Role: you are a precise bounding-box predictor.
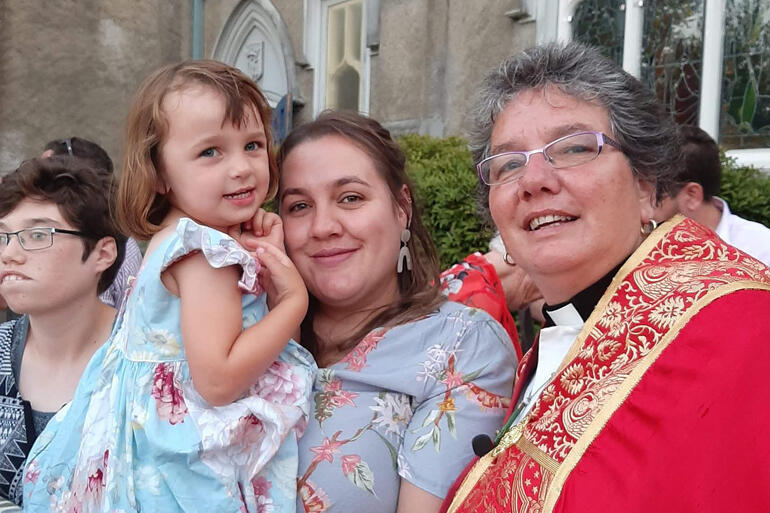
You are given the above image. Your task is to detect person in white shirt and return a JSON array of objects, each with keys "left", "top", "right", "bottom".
[{"left": 654, "top": 125, "right": 770, "bottom": 266}]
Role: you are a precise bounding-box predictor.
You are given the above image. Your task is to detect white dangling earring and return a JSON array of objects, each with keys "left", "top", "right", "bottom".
[
  {"left": 503, "top": 252, "right": 516, "bottom": 266},
  {"left": 397, "top": 228, "right": 412, "bottom": 273}
]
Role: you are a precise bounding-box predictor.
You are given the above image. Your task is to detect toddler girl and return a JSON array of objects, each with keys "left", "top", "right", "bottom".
[{"left": 23, "top": 61, "right": 315, "bottom": 512}]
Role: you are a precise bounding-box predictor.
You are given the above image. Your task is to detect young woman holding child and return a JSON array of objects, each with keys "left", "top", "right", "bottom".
[
  {"left": 23, "top": 61, "right": 315, "bottom": 512},
  {"left": 275, "top": 112, "right": 517, "bottom": 513}
]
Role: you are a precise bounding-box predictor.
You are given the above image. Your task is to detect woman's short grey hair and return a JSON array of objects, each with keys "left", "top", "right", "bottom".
[{"left": 469, "top": 42, "right": 682, "bottom": 216}]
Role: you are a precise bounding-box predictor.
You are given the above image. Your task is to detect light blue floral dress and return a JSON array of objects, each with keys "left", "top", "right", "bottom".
[{"left": 23, "top": 219, "right": 315, "bottom": 513}]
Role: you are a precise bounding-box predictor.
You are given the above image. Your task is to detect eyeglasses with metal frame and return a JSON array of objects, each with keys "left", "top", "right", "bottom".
[
  {"left": 476, "top": 131, "right": 622, "bottom": 186},
  {"left": 0, "top": 227, "right": 90, "bottom": 251}
]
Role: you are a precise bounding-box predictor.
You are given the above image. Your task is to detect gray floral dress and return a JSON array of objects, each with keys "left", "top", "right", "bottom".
[{"left": 297, "top": 301, "right": 517, "bottom": 512}]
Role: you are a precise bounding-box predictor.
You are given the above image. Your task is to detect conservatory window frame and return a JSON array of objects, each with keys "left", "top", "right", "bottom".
[{"left": 537, "top": 0, "right": 770, "bottom": 168}]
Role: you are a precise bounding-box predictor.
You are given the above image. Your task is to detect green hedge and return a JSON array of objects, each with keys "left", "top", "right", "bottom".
[
  {"left": 719, "top": 153, "right": 770, "bottom": 227},
  {"left": 400, "top": 134, "right": 493, "bottom": 269},
  {"left": 400, "top": 135, "right": 770, "bottom": 269}
]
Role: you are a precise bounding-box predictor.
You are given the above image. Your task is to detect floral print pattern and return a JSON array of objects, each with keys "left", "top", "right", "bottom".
[
  {"left": 297, "top": 302, "right": 517, "bottom": 513},
  {"left": 151, "top": 363, "right": 188, "bottom": 425},
  {"left": 440, "top": 253, "right": 522, "bottom": 358},
  {"left": 24, "top": 219, "right": 315, "bottom": 513}
]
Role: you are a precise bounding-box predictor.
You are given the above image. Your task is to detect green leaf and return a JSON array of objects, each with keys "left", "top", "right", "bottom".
[
  {"left": 346, "top": 461, "right": 376, "bottom": 496},
  {"left": 317, "top": 369, "right": 336, "bottom": 386},
  {"left": 446, "top": 411, "right": 457, "bottom": 437},
  {"left": 461, "top": 367, "right": 485, "bottom": 384},
  {"left": 412, "top": 431, "right": 433, "bottom": 452},
  {"left": 432, "top": 426, "right": 441, "bottom": 452},
  {"left": 421, "top": 409, "right": 440, "bottom": 428},
  {"left": 314, "top": 393, "right": 333, "bottom": 424},
  {"left": 740, "top": 79, "right": 757, "bottom": 124}
]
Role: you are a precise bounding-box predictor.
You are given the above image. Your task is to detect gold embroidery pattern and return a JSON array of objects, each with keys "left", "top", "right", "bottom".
[
  {"left": 523, "top": 218, "right": 770, "bottom": 462},
  {"left": 454, "top": 445, "right": 551, "bottom": 513}
]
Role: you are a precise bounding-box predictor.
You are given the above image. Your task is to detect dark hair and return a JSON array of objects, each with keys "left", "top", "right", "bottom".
[
  {"left": 117, "top": 59, "right": 277, "bottom": 240},
  {"left": 470, "top": 42, "right": 682, "bottom": 218},
  {"left": 672, "top": 125, "right": 721, "bottom": 199},
  {"left": 0, "top": 157, "right": 126, "bottom": 294},
  {"left": 44, "top": 136, "right": 114, "bottom": 173},
  {"left": 277, "top": 111, "right": 445, "bottom": 360}
]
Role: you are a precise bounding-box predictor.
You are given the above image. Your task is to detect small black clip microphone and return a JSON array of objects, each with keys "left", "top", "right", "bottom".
[{"left": 472, "top": 434, "right": 494, "bottom": 457}]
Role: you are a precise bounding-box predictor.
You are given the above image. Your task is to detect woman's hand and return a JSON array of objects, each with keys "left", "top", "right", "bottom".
[{"left": 228, "top": 208, "right": 286, "bottom": 252}]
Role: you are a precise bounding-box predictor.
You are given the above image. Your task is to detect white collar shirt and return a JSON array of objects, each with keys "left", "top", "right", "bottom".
[{"left": 714, "top": 197, "right": 770, "bottom": 267}]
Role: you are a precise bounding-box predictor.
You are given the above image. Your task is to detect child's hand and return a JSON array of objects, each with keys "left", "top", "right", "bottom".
[
  {"left": 254, "top": 241, "right": 308, "bottom": 314},
  {"left": 228, "top": 209, "right": 285, "bottom": 252}
]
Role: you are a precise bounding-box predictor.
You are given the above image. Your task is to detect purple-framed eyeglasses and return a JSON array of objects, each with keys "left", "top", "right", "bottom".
[{"left": 477, "top": 131, "right": 622, "bottom": 186}]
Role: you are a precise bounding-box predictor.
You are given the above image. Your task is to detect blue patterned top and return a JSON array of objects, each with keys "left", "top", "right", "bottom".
[{"left": 297, "top": 301, "right": 517, "bottom": 513}]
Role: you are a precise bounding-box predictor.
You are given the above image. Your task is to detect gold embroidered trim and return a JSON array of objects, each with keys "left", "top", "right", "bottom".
[
  {"left": 517, "top": 436, "right": 559, "bottom": 475},
  {"left": 553, "top": 215, "right": 678, "bottom": 376},
  {"left": 542, "top": 280, "right": 770, "bottom": 512},
  {"left": 446, "top": 454, "right": 495, "bottom": 513},
  {"left": 515, "top": 216, "right": 679, "bottom": 464}
]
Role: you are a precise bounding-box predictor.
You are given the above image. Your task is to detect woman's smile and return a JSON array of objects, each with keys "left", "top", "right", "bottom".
[
  {"left": 311, "top": 247, "right": 359, "bottom": 266},
  {"left": 524, "top": 210, "right": 578, "bottom": 231}
]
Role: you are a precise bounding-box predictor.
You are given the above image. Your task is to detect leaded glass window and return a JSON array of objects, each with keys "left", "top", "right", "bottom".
[
  {"left": 720, "top": 0, "right": 770, "bottom": 149},
  {"left": 572, "top": 0, "right": 626, "bottom": 64},
  {"left": 640, "top": 0, "right": 705, "bottom": 126}
]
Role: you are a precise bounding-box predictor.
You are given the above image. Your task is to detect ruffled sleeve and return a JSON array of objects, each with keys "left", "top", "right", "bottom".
[{"left": 162, "top": 218, "right": 262, "bottom": 295}]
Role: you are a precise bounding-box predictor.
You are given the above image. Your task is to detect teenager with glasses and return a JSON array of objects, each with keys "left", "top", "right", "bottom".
[
  {"left": 40, "top": 136, "right": 143, "bottom": 309},
  {"left": 0, "top": 157, "right": 125, "bottom": 506}
]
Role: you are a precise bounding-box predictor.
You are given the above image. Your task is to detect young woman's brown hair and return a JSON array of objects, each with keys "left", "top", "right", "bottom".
[
  {"left": 277, "top": 110, "right": 445, "bottom": 359},
  {"left": 117, "top": 59, "right": 278, "bottom": 240}
]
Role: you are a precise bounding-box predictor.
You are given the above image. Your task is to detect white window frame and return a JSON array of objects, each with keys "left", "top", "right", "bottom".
[
  {"left": 528, "top": 0, "right": 769, "bottom": 169},
  {"left": 303, "top": 0, "right": 371, "bottom": 116}
]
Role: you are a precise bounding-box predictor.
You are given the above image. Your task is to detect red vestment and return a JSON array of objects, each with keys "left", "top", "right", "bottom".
[{"left": 442, "top": 216, "right": 770, "bottom": 513}]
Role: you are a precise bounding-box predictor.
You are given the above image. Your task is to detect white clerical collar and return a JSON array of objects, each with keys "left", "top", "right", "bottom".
[
  {"left": 545, "top": 303, "right": 584, "bottom": 327},
  {"left": 541, "top": 259, "right": 627, "bottom": 328}
]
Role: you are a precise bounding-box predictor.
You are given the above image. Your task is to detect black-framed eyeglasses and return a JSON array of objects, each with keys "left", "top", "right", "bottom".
[
  {"left": 0, "top": 227, "right": 90, "bottom": 251},
  {"left": 477, "top": 131, "right": 623, "bottom": 186}
]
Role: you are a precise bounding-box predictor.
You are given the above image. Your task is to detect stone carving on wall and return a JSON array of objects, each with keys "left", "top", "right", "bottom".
[{"left": 245, "top": 40, "right": 265, "bottom": 82}]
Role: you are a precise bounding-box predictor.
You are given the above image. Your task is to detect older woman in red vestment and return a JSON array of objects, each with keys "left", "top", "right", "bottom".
[{"left": 442, "top": 42, "right": 770, "bottom": 513}]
